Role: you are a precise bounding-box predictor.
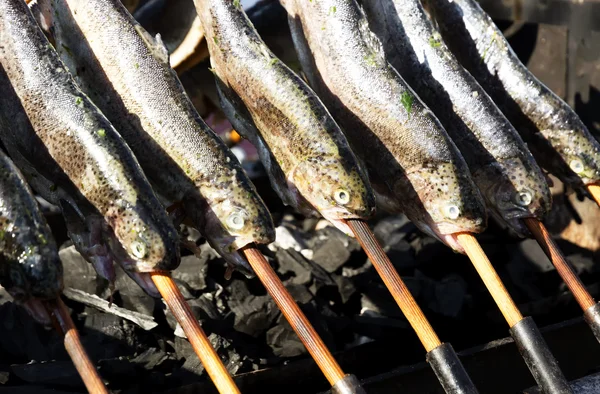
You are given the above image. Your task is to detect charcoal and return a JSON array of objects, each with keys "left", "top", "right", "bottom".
[
  {"left": 129, "top": 347, "right": 177, "bottom": 371},
  {"left": 276, "top": 248, "right": 311, "bottom": 285},
  {"left": 82, "top": 312, "right": 146, "bottom": 360},
  {"left": 114, "top": 265, "right": 155, "bottom": 316},
  {"left": 430, "top": 274, "right": 468, "bottom": 318},
  {"left": 0, "top": 303, "right": 49, "bottom": 361},
  {"left": 227, "top": 280, "right": 280, "bottom": 337},
  {"left": 175, "top": 333, "right": 249, "bottom": 376},
  {"left": 171, "top": 246, "right": 217, "bottom": 292},
  {"left": 164, "top": 294, "right": 223, "bottom": 334},
  {"left": 0, "top": 386, "right": 77, "bottom": 394},
  {"left": 516, "top": 238, "right": 555, "bottom": 273},
  {"left": 284, "top": 283, "right": 314, "bottom": 305},
  {"left": 309, "top": 227, "right": 360, "bottom": 273},
  {"left": 372, "top": 214, "right": 412, "bottom": 246},
  {"left": 63, "top": 288, "right": 158, "bottom": 331},
  {"left": 334, "top": 275, "right": 357, "bottom": 304},
  {"left": 272, "top": 224, "right": 310, "bottom": 253},
  {"left": 58, "top": 245, "right": 100, "bottom": 294},
  {"left": 266, "top": 320, "right": 306, "bottom": 358},
  {"left": 0, "top": 371, "right": 8, "bottom": 384},
  {"left": 11, "top": 361, "right": 84, "bottom": 388},
  {"left": 0, "top": 288, "right": 11, "bottom": 305}
]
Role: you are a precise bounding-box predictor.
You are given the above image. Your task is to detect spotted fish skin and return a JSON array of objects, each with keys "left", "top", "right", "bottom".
[
  {"left": 36, "top": 0, "right": 274, "bottom": 273},
  {"left": 193, "top": 0, "right": 376, "bottom": 237},
  {"left": 0, "top": 0, "right": 180, "bottom": 275},
  {"left": 425, "top": 0, "right": 600, "bottom": 192},
  {"left": 361, "top": 0, "right": 551, "bottom": 236},
  {"left": 0, "top": 148, "right": 63, "bottom": 310},
  {"left": 280, "top": 0, "right": 487, "bottom": 251}
]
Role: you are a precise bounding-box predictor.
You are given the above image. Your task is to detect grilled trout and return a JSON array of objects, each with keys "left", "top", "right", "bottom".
[
  {"left": 34, "top": 0, "right": 274, "bottom": 275},
  {"left": 360, "top": 0, "right": 551, "bottom": 236},
  {"left": 193, "top": 0, "right": 376, "bottom": 236},
  {"left": 425, "top": 0, "right": 600, "bottom": 194},
  {"left": 0, "top": 148, "right": 63, "bottom": 324},
  {"left": 0, "top": 0, "right": 180, "bottom": 295},
  {"left": 280, "top": 0, "right": 487, "bottom": 251}
]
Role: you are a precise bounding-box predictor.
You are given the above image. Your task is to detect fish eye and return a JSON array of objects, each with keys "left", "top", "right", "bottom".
[
  {"left": 131, "top": 240, "right": 147, "bottom": 259},
  {"left": 226, "top": 212, "right": 245, "bottom": 230},
  {"left": 444, "top": 204, "right": 460, "bottom": 220},
  {"left": 334, "top": 189, "right": 350, "bottom": 205},
  {"left": 515, "top": 190, "right": 532, "bottom": 206},
  {"left": 570, "top": 159, "right": 584, "bottom": 174}
]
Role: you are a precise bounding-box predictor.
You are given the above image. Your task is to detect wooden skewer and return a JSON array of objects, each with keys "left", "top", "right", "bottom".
[
  {"left": 150, "top": 272, "right": 241, "bottom": 394},
  {"left": 242, "top": 246, "right": 345, "bottom": 386},
  {"left": 587, "top": 184, "right": 600, "bottom": 208},
  {"left": 524, "top": 218, "right": 595, "bottom": 310},
  {"left": 45, "top": 297, "right": 109, "bottom": 394},
  {"left": 455, "top": 233, "right": 523, "bottom": 327},
  {"left": 346, "top": 219, "right": 442, "bottom": 352}
]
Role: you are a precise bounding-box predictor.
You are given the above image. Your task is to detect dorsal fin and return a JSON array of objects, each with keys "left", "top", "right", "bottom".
[{"left": 134, "top": 24, "right": 170, "bottom": 64}]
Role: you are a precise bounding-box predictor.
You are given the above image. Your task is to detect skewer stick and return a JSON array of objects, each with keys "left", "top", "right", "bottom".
[
  {"left": 587, "top": 184, "right": 600, "bottom": 208},
  {"left": 524, "top": 218, "right": 595, "bottom": 311},
  {"left": 455, "top": 233, "right": 523, "bottom": 327},
  {"left": 45, "top": 297, "right": 109, "bottom": 394},
  {"left": 346, "top": 219, "right": 441, "bottom": 351},
  {"left": 243, "top": 246, "right": 345, "bottom": 386},
  {"left": 150, "top": 272, "right": 240, "bottom": 394}
]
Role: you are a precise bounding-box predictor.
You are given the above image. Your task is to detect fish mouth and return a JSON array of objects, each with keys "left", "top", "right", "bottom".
[
  {"left": 415, "top": 221, "right": 470, "bottom": 253},
  {"left": 319, "top": 206, "right": 366, "bottom": 237},
  {"left": 123, "top": 270, "right": 161, "bottom": 298},
  {"left": 22, "top": 298, "right": 52, "bottom": 326}
]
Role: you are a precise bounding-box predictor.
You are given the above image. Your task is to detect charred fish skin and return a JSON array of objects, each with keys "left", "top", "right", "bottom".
[
  {"left": 0, "top": 0, "right": 180, "bottom": 274},
  {"left": 36, "top": 0, "right": 274, "bottom": 270},
  {"left": 360, "top": 0, "right": 551, "bottom": 235},
  {"left": 280, "top": 0, "right": 487, "bottom": 249},
  {"left": 425, "top": 0, "right": 600, "bottom": 192},
  {"left": 193, "top": 0, "right": 376, "bottom": 236},
  {"left": 0, "top": 148, "right": 63, "bottom": 305}
]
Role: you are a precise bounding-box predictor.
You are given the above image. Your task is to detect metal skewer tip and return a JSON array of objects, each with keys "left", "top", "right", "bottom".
[
  {"left": 242, "top": 246, "right": 361, "bottom": 390},
  {"left": 150, "top": 272, "right": 241, "bottom": 394},
  {"left": 44, "top": 297, "right": 109, "bottom": 394}
]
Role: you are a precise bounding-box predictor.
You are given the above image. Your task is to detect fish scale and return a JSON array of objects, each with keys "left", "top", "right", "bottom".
[
  {"left": 360, "top": 0, "right": 552, "bottom": 236},
  {"left": 35, "top": 0, "right": 274, "bottom": 274},
  {"left": 425, "top": 0, "right": 600, "bottom": 193},
  {"left": 0, "top": 148, "right": 62, "bottom": 308},
  {"left": 280, "top": 0, "right": 487, "bottom": 251},
  {"left": 0, "top": 0, "right": 179, "bottom": 280},
  {"left": 193, "top": 0, "right": 376, "bottom": 237}
]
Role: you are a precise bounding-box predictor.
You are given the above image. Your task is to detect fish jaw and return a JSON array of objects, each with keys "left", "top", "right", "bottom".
[
  {"left": 474, "top": 158, "right": 552, "bottom": 235},
  {"left": 122, "top": 270, "right": 161, "bottom": 298},
  {"left": 22, "top": 298, "right": 52, "bottom": 326}
]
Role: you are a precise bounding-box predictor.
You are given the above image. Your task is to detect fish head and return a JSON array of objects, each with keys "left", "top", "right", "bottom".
[
  {"left": 290, "top": 158, "right": 376, "bottom": 236},
  {"left": 477, "top": 158, "right": 552, "bottom": 235},
  {"left": 108, "top": 200, "right": 180, "bottom": 273},
  {"left": 403, "top": 162, "right": 487, "bottom": 250},
  {"left": 189, "top": 176, "right": 275, "bottom": 258},
  {"left": 0, "top": 228, "right": 63, "bottom": 302}
]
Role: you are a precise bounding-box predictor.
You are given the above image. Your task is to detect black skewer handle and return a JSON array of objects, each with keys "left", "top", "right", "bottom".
[
  {"left": 583, "top": 302, "right": 600, "bottom": 344},
  {"left": 331, "top": 374, "right": 367, "bottom": 394},
  {"left": 510, "top": 317, "right": 573, "bottom": 394},
  {"left": 426, "top": 343, "right": 480, "bottom": 394}
]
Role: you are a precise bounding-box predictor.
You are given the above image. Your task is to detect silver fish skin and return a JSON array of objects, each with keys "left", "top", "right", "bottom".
[
  {"left": 35, "top": 0, "right": 274, "bottom": 275},
  {"left": 425, "top": 0, "right": 600, "bottom": 192},
  {"left": 193, "top": 0, "right": 376, "bottom": 237},
  {"left": 0, "top": 0, "right": 180, "bottom": 277},
  {"left": 360, "top": 0, "right": 552, "bottom": 236},
  {"left": 0, "top": 148, "right": 63, "bottom": 324},
  {"left": 280, "top": 0, "right": 487, "bottom": 251}
]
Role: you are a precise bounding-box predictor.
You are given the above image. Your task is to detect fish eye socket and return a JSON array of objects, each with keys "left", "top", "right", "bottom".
[
  {"left": 515, "top": 190, "right": 532, "bottom": 206},
  {"left": 131, "top": 240, "right": 147, "bottom": 259},
  {"left": 227, "top": 213, "right": 245, "bottom": 230},
  {"left": 444, "top": 204, "right": 460, "bottom": 220},
  {"left": 570, "top": 159, "right": 585, "bottom": 174},
  {"left": 334, "top": 189, "right": 350, "bottom": 205}
]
